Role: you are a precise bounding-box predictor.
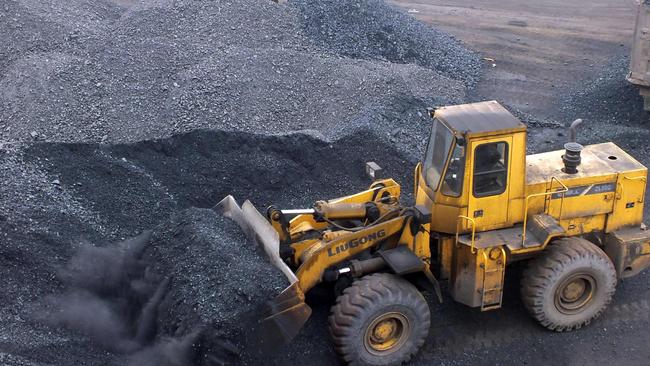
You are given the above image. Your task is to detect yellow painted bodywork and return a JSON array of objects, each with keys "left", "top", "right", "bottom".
[
  {"left": 525, "top": 142, "right": 647, "bottom": 235},
  {"left": 417, "top": 137, "right": 647, "bottom": 240},
  {"left": 419, "top": 136, "right": 648, "bottom": 307},
  {"left": 295, "top": 215, "right": 405, "bottom": 293},
  {"left": 287, "top": 179, "right": 401, "bottom": 262},
  {"left": 279, "top": 179, "right": 434, "bottom": 295},
  {"left": 262, "top": 101, "right": 650, "bottom": 316},
  {"left": 415, "top": 130, "right": 530, "bottom": 234},
  {"left": 414, "top": 102, "right": 650, "bottom": 309}
]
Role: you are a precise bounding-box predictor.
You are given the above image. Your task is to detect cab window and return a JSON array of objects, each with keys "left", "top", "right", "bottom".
[
  {"left": 473, "top": 142, "right": 508, "bottom": 197},
  {"left": 441, "top": 143, "right": 465, "bottom": 197},
  {"left": 423, "top": 119, "right": 454, "bottom": 190}
]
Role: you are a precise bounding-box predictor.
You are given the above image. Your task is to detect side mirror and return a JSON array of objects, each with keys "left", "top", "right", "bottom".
[
  {"left": 456, "top": 136, "right": 466, "bottom": 147},
  {"left": 365, "top": 162, "right": 382, "bottom": 180}
]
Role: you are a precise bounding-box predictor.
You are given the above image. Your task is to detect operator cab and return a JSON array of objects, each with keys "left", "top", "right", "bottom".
[{"left": 417, "top": 101, "right": 527, "bottom": 234}]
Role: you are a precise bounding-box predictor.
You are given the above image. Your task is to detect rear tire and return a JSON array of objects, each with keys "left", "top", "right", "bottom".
[
  {"left": 521, "top": 237, "right": 617, "bottom": 331},
  {"left": 328, "top": 273, "right": 430, "bottom": 366}
]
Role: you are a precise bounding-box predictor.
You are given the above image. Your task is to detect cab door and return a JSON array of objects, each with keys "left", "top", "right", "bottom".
[{"left": 467, "top": 137, "right": 512, "bottom": 231}]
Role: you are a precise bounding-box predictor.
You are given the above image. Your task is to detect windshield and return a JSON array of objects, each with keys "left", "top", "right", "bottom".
[{"left": 423, "top": 119, "right": 454, "bottom": 190}]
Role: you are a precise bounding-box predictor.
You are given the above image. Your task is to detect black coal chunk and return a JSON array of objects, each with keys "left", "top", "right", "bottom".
[{"left": 142, "top": 207, "right": 288, "bottom": 365}]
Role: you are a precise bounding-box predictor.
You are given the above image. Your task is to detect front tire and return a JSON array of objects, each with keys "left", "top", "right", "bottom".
[
  {"left": 328, "top": 273, "right": 430, "bottom": 366},
  {"left": 521, "top": 237, "right": 617, "bottom": 331}
]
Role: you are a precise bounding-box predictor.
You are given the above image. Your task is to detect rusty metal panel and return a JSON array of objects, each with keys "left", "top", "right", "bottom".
[
  {"left": 524, "top": 143, "right": 643, "bottom": 221},
  {"left": 480, "top": 247, "right": 506, "bottom": 311},
  {"left": 520, "top": 142, "right": 646, "bottom": 237},
  {"left": 450, "top": 244, "right": 482, "bottom": 307},
  {"left": 526, "top": 142, "right": 644, "bottom": 186},
  {"left": 450, "top": 245, "right": 506, "bottom": 309},
  {"left": 558, "top": 214, "right": 608, "bottom": 237},
  {"left": 605, "top": 227, "right": 650, "bottom": 278},
  {"left": 629, "top": 1, "right": 650, "bottom": 87},
  {"left": 437, "top": 236, "right": 455, "bottom": 280}
]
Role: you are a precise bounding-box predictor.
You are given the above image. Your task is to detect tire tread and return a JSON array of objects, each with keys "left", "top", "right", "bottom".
[
  {"left": 328, "top": 273, "right": 430, "bottom": 366},
  {"left": 521, "top": 237, "right": 617, "bottom": 332}
]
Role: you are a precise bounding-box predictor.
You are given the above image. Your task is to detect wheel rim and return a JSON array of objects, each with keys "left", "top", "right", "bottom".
[
  {"left": 554, "top": 272, "right": 596, "bottom": 315},
  {"left": 363, "top": 312, "right": 410, "bottom": 355}
]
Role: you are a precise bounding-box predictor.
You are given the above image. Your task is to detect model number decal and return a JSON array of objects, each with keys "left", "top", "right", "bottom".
[
  {"left": 551, "top": 183, "right": 615, "bottom": 199},
  {"left": 586, "top": 182, "right": 616, "bottom": 195}
]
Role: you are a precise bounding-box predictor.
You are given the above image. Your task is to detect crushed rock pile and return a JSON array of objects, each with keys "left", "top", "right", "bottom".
[
  {"left": 292, "top": 0, "right": 480, "bottom": 85},
  {"left": 144, "top": 208, "right": 288, "bottom": 365},
  {"left": 0, "top": 0, "right": 483, "bottom": 364},
  {"left": 0, "top": 121, "right": 415, "bottom": 366},
  {"left": 0, "top": 0, "right": 479, "bottom": 148},
  {"left": 553, "top": 55, "right": 650, "bottom": 158},
  {"left": 0, "top": 128, "right": 416, "bottom": 365},
  {"left": 43, "top": 208, "right": 290, "bottom": 366},
  {"left": 558, "top": 55, "right": 646, "bottom": 127}
]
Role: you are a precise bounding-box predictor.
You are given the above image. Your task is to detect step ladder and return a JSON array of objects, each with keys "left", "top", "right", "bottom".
[{"left": 480, "top": 247, "right": 506, "bottom": 311}]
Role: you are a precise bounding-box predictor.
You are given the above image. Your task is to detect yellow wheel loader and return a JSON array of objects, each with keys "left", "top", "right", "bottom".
[{"left": 218, "top": 101, "right": 650, "bottom": 365}]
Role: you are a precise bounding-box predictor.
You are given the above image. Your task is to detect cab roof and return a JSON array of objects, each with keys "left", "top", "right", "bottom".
[{"left": 434, "top": 100, "right": 526, "bottom": 137}]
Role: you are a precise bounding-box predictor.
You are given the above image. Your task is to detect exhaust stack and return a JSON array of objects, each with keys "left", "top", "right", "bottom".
[{"left": 562, "top": 119, "right": 583, "bottom": 174}]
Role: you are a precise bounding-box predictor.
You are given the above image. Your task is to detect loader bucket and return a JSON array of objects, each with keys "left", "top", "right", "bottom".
[{"left": 215, "top": 196, "right": 312, "bottom": 347}]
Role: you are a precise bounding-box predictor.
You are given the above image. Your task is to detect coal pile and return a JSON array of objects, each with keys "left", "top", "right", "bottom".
[
  {"left": 552, "top": 55, "right": 650, "bottom": 161},
  {"left": 558, "top": 55, "right": 647, "bottom": 127},
  {"left": 0, "top": 129, "right": 415, "bottom": 365},
  {"left": 143, "top": 208, "right": 288, "bottom": 365},
  {"left": 0, "top": 0, "right": 482, "bottom": 364},
  {"left": 42, "top": 232, "right": 157, "bottom": 355},
  {"left": 42, "top": 208, "right": 290, "bottom": 366},
  {"left": 0, "top": 0, "right": 477, "bottom": 148},
  {"left": 291, "top": 0, "right": 480, "bottom": 85}
]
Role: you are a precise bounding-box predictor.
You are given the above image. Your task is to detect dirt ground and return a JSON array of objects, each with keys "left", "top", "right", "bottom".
[{"left": 391, "top": 0, "right": 637, "bottom": 116}]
